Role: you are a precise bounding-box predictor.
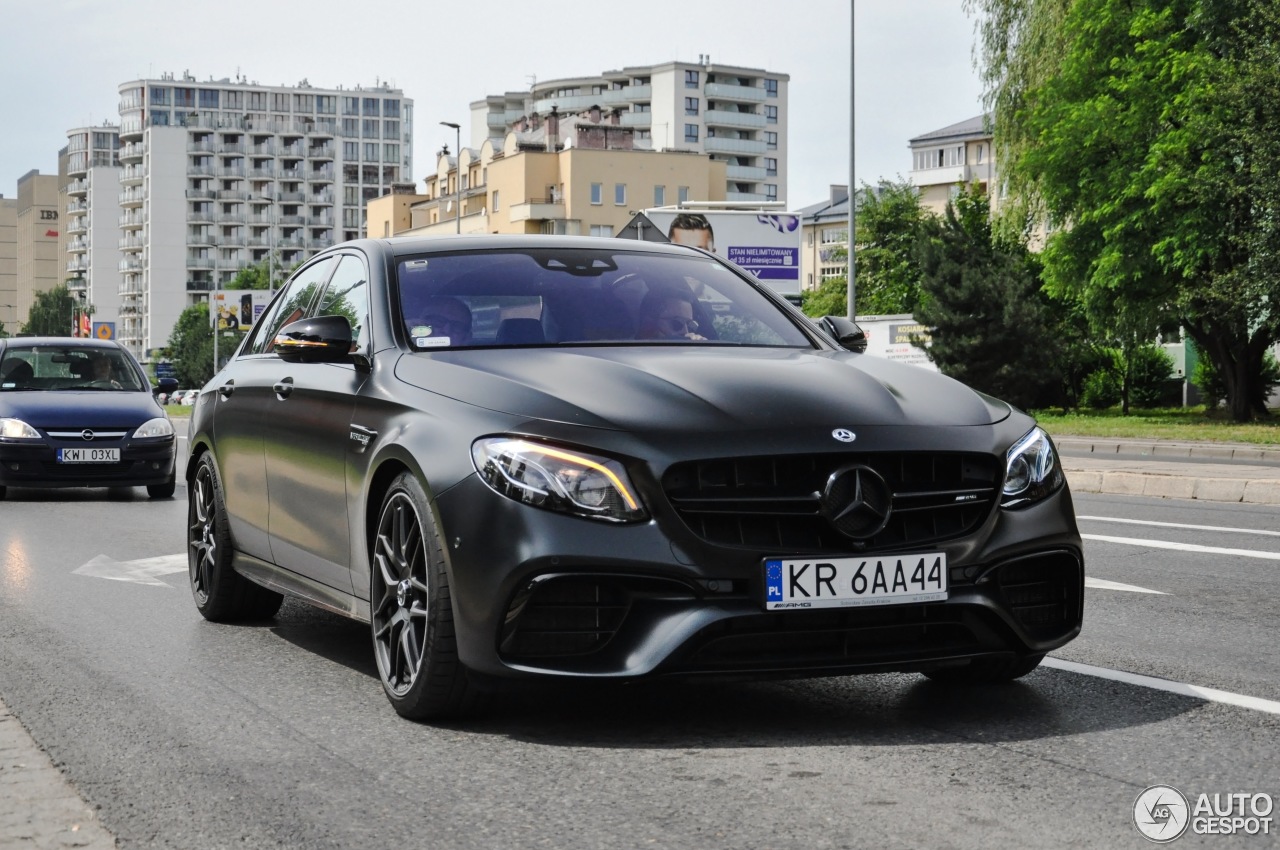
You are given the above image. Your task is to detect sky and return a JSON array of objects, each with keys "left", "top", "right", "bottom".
[{"left": 0, "top": 0, "right": 984, "bottom": 209}]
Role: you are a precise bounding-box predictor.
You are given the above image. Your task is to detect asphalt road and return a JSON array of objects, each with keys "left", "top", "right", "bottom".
[{"left": 2, "top": 459, "right": 1279, "bottom": 849}]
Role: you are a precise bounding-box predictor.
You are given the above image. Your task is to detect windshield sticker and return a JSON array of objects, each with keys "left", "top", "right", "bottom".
[{"left": 414, "top": 336, "right": 452, "bottom": 348}]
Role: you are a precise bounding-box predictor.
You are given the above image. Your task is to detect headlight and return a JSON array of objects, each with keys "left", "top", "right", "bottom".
[
  {"left": 1002, "top": 427, "right": 1064, "bottom": 508},
  {"left": 472, "top": 437, "right": 648, "bottom": 522},
  {"left": 133, "top": 417, "right": 175, "bottom": 439},
  {"left": 0, "top": 418, "right": 41, "bottom": 440}
]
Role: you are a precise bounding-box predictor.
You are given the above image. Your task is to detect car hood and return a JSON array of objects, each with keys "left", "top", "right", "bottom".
[
  {"left": 394, "top": 347, "right": 1010, "bottom": 434},
  {"left": 0, "top": 390, "right": 165, "bottom": 429}
]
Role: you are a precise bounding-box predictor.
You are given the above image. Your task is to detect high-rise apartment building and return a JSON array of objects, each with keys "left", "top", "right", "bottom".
[
  {"left": 64, "top": 124, "right": 124, "bottom": 334},
  {"left": 471, "top": 58, "right": 788, "bottom": 205},
  {"left": 112, "top": 72, "right": 412, "bottom": 358}
]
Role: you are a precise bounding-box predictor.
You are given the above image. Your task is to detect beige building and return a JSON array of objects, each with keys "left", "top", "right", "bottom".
[
  {"left": 0, "top": 195, "right": 15, "bottom": 335},
  {"left": 368, "top": 109, "right": 726, "bottom": 239},
  {"left": 13, "top": 171, "right": 63, "bottom": 328},
  {"left": 798, "top": 185, "right": 850, "bottom": 292},
  {"left": 908, "top": 114, "right": 996, "bottom": 215}
]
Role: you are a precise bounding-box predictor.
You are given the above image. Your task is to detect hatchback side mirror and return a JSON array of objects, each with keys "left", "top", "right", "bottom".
[
  {"left": 275, "top": 315, "right": 354, "bottom": 363},
  {"left": 819, "top": 315, "right": 868, "bottom": 353},
  {"left": 154, "top": 376, "right": 179, "bottom": 395}
]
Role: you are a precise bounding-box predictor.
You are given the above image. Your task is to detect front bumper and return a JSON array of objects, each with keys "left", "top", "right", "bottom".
[
  {"left": 434, "top": 475, "right": 1084, "bottom": 681},
  {"left": 0, "top": 437, "right": 175, "bottom": 490}
]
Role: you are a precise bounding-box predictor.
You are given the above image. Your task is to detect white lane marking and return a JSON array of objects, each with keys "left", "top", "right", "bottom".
[
  {"left": 1043, "top": 657, "right": 1280, "bottom": 716},
  {"left": 73, "top": 553, "right": 187, "bottom": 587},
  {"left": 1078, "top": 515, "right": 1280, "bottom": 538},
  {"left": 1082, "top": 534, "right": 1280, "bottom": 561},
  {"left": 1085, "top": 577, "right": 1166, "bottom": 594}
]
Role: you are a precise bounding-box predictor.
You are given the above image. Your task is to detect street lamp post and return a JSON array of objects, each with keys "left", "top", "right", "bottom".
[{"left": 440, "top": 121, "right": 461, "bottom": 234}]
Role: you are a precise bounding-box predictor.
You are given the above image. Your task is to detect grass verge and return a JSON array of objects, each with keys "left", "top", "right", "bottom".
[{"left": 1032, "top": 407, "right": 1280, "bottom": 446}]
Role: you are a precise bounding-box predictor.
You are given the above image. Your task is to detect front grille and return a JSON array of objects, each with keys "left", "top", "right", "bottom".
[
  {"left": 663, "top": 452, "right": 1000, "bottom": 553},
  {"left": 682, "top": 604, "right": 982, "bottom": 671},
  {"left": 500, "top": 577, "right": 632, "bottom": 659},
  {"left": 992, "top": 552, "right": 1082, "bottom": 639}
]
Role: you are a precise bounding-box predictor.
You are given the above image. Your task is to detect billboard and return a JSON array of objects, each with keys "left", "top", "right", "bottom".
[
  {"left": 211, "top": 290, "right": 273, "bottom": 333},
  {"left": 640, "top": 209, "right": 802, "bottom": 295},
  {"left": 855, "top": 314, "right": 938, "bottom": 372}
]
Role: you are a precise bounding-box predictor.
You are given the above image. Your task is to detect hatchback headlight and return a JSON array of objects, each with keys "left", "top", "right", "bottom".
[
  {"left": 1002, "top": 427, "right": 1064, "bottom": 508},
  {"left": 134, "top": 417, "right": 175, "bottom": 439},
  {"left": 0, "top": 418, "right": 41, "bottom": 440},
  {"left": 472, "top": 437, "right": 648, "bottom": 522}
]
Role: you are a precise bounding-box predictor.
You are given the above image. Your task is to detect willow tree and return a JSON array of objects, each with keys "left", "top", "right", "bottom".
[{"left": 969, "top": 0, "right": 1280, "bottom": 420}]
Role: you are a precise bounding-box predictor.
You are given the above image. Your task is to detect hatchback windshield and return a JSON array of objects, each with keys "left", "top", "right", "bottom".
[
  {"left": 396, "top": 248, "right": 815, "bottom": 349},
  {"left": 0, "top": 346, "right": 145, "bottom": 392}
]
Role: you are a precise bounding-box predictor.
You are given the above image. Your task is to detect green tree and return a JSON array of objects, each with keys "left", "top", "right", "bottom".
[
  {"left": 914, "top": 187, "right": 1064, "bottom": 412},
  {"left": 852, "top": 180, "right": 930, "bottom": 315},
  {"left": 971, "top": 0, "right": 1280, "bottom": 421},
  {"left": 226, "top": 259, "right": 273, "bottom": 291},
  {"left": 166, "top": 304, "right": 214, "bottom": 388},
  {"left": 21, "top": 285, "right": 93, "bottom": 337}
]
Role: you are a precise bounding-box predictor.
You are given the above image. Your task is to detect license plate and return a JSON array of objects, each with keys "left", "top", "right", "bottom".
[
  {"left": 57, "top": 447, "right": 120, "bottom": 464},
  {"left": 764, "top": 553, "right": 947, "bottom": 610}
]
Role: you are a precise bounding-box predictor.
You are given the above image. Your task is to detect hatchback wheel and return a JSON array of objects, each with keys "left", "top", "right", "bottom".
[
  {"left": 148, "top": 471, "right": 176, "bottom": 499},
  {"left": 188, "top": 453, "right": 282, "bottom": 621},
  {"left": 371, "top": 472, "right": 478, "bottom": 720}
]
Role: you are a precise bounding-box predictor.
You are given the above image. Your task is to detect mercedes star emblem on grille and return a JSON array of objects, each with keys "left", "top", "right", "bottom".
[
  {"left": 831, "top": 428, "right": 856, "bottom": 443},
  {"left": 819, "top": 465, "right": 893, "bottom": 539}
]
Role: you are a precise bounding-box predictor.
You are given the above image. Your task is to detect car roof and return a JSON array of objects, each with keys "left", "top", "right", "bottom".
[
  {"left": 0, "top": 337, "right": 123, "bottom": 352},
  {"left": 332, "top": 234, "right": 710, "bottom": 262}
]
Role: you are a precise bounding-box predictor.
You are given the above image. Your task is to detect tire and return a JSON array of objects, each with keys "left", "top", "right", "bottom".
[
  {"left": 148, "top": 471, "right": 176, "bottom": 499},
  {"left": 188, "top": 453, "right": 283, "bottom": 622},
  {"left": 922, "top": 653, "right": 1045, "bottom": 685},
  {"left": 370, "top": 471, "right": 478, "bottom": 721}
]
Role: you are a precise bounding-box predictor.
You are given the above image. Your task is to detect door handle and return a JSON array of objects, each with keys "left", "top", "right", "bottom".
[
  {"left": 218, "top": 379, "right": 235, "bottom": 399},
  {"left": 273, "top": 378, "right": 294, "bottom": 399}
]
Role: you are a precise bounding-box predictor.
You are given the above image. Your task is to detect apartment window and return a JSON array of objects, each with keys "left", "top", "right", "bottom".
[
  {"left": 362, "top": 119, "right": 380, "bottom": 138},
  {"left": 272, "top": 93, "right": 290, "bottom": 112},
  {"left": 766, "top": 105, "right": 778, "bottom": 124},
  {"left": 492, "top": 190, "right": 499, "bottom": 212},
  {"left": 199, "top": 89, "right": 219, "bottom": 109},
  {"left": 590, "top": 183, "right": 603, "bottom": 204},
  {"left": 293, "top": 94, "right": 313, "bottom": 112},
  {"left": 316, "top": 95, "right": 335, "bottom": 115},
  {"left": 976, "top": 143, "right": 985, "bottom": 164},
  {"left": 384, "top": 99, "right": 400, "bottom": 118},
  {"left": 654, "top": 185, "right": 665, "bottom": 207},
  {"left": 149, "top": 86, "right": 171, "bottom": 105},
  {"left": 363, "top": 97, "right": 379, "bottom": 115},
  {"left": 821, "top": 227, "right": 848, "bottom": 244},
  {"left": 684, "top": 124, "right": 699, "bottom": 143},
  {"left": 765, "top": 157, "right": 778, "bottom": 176},
  {"left": 678, "top": 186, "right": 690, "bottom": 204},
  {"left": 248, "top": 91, "right": 267, "bottom": 110},
  {"left": 614, "top": 183, "right": 626, "bottom": 205},
  {"left": 765, "top": 78, "right": 778, "bottom": 97},
  {"left": 363, "top": 143, "right": 378, "bottom": 160},
  {"left": 590, "top": 225, "right": 613, "bottom": 237},
  {"left": 820, "top": 266, "right": 844, "bottom": 281},
  {"left": 685, "top": 97, "right": 699, "bottom": 116},
  {"left": 766, "top": 131, "right": 778, "bottom": 150},
  {"left": 343, "top": 97, "right": 360, "bottom": 116},
  {"left": 341, "top": 118, "right": 359, "bottom": 137},
  {"left": 685, "top": 69, "right": 699, "bottom": 88},
  {"left": 765, "top": 184, "right": 778, "bottom": 201},
  {"left": 384, "top": 120, "right": 400, "bottom": 139},
  {"left": 223, "top": 90, "right": 243, "bottom": 110},
  {"left": 343, "top": 141, "right": 359, "bottom": 159},
  {"left": 383, "top": 143, "right": 400, "bottom": 163},
  {"left": 634, "top": 102, "right": 651, "bottom": 113},
  {"left": 344, "top": 186, "right": 360, "bottom": 205}
]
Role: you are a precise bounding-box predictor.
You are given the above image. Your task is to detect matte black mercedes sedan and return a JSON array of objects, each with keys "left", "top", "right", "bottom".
[
  {"left": 0, "top": 338, "right": 178, "bottom": 499},
  {"left": 185, "top": 235, "right": 1083, "bottom": 720}
]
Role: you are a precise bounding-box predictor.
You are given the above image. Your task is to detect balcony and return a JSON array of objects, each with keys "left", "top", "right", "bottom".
[
  {"left": 307, "top": 169, "right": 335, "bottom": 183},
  {"left": 189, "top": 207, "right": 214, "bottom": 224},
  {"left": 249, "top": 168, "right": 276, "bottom": 180},
  {"left": 726, "top": 164, "right": 767, "bottom": 181},
  {"left": 308, "top": 143, "right": 334, "bottom": 159},
  {"left": 119, "top": 212, "right": 143, "bottom": 229},
  {"left": 121, "top": 165, "right": 145, "bottom": 186},
  {"left": 66, "top": 259, "right": 88, "bottom": 273},
  {"left": 278, "top": 191, "right": 305, "bottom": 203},
  {"left": 509, "top": 199, "right": 566, "bottom": 223},
  {"left": 66, "top": 218, "right": 88, "bottom": 235},
  {"left": 188, "top": 141, "right": 214, "bottom": 153},
  {"left": 67, "top": 179, "right": 88, "bottom": 196},
  {"left": 705, "top": 109, "right": 766, "bottom": 130},
  {"left": 119, "top": 142, "right": 144, "bottom": 162},
  {"left": 909, "top": 164, "right": 968, "bottom": 188},
  {"left": 216, "top": 189, "right": 249, "bottom": 201},
  {"left": 119, "top": 258, "right": 143, "bottom": 272},
  {"left": 187, "top": 189, "right": 217, "bottom": 200},
  {"left": 186, "top": 256, "right": 215, "bottom": 270},
  {"left": 68, "top": 238, "right": 88, "bottom": 252},
  {"left": 704, "top": 82, "right": 765, "bottom": 103},
  {"left": 726, "top": 191, "right": 769, "bottom": 203},
  {"left": 187, "top": 164, "right": 216, "bottom": 177},
  {"left": 704, "top": 137, "right": 767, "bottom": 156},
  {"left": 187, "top": 232, "right": 215, "bottom": 246},
  {"left": 219, "top": 167, "right": 247, "bottom": 179},
  {"left": 219, "top": 142, "right": 247, "bottom": 155},
  {"left": 67, "top": 200, "right": 87, "bottom": 214},
  {"left": 251, "top": 143, "right": 276, "bottom": 156},
  {"left": 119, "top": 235, "right": 144, "bottom": 250}
]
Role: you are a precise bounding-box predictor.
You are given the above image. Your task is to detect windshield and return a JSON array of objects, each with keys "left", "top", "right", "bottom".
[
  {"left": 0, "top": 346, "right": 146, "bottom": 392},
  {"left": 395, "top": 248, "right": 815, "bottom": 350}
]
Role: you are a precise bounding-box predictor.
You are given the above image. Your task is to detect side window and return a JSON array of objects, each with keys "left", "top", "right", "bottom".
[
  {"left": 244, "top": 258, "right": 335, "bottom": 355},
  {"left": 317, "top": 255, "right": 370, "bottom": 350}
]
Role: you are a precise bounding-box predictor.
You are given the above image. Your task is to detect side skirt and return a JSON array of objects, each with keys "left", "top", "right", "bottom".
[{"left": 232, "top": 551, "right": 372, "bottom": 623}]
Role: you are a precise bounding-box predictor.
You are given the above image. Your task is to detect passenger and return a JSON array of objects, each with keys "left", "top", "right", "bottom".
[
  {"left": 407, "top": 296, "right": 473, "bottom": 346},
  {"left": 635, "top": 288, "right": 707, "bottom": 341},
  {"left": 89, "top": 354, "right": 123, "bottom": 389}
]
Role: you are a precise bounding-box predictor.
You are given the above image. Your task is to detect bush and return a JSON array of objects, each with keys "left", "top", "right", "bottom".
[
  {"left": 1080, "top": 368, "right": 1122, "bottom": 409},
  {"left": 1128, "top": 344, "right": 1176, "bottom": 408},
  {"left": 1194, "top": 351, "right": 1280, "bottom": 411}
]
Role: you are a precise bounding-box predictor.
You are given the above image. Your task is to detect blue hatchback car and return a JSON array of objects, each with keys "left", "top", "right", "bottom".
[{"left": 0, "top": 337, "right": 178, "bottom": 499}]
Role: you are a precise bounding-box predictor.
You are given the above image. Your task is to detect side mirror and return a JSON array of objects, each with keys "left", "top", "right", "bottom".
[
  {"left": 819, "top": 315, "right": 868, "bottom": 353},
  {"left": 154, "top": 376, "right": 179, "bottom": 395},
  {"left": 275, "top": 315, "right": 354, "bottom": 363}
]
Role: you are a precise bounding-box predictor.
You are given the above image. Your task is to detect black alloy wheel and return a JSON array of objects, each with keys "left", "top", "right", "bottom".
[
  {"left": 188, "top": 453, "right": 282, "bottom": 621},
  {"left": 371, "top": 471, "right": 477, "bottom": 720}
]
